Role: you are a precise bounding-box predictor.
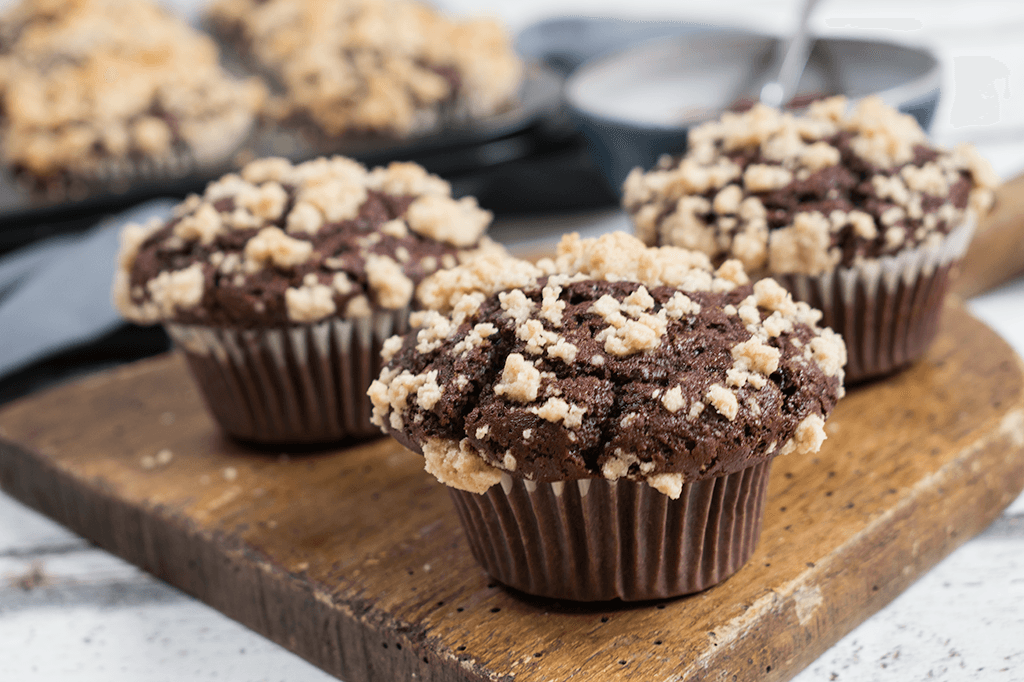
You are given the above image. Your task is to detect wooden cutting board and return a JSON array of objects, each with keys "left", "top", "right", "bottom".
[
  {"left": 2, "top": 172, "right": 1024, "bottom": 681},
  {"left": 955, "top": 172, "right": 1024, "bottom": 298},
  {"left": 1, "top": 301, "right": 1022, "bottom": 682}
]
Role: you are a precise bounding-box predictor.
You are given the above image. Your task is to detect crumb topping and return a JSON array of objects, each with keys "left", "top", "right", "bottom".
[
  {"left": 419, "top": 231, "right": 749, "bottom": 319},
  {"left": 624, "top": 96, "right": 999, "bottom": 275},
  {"left": 284, "top": 282, "right": 336, "bottom": 323},
  {"left": 114, "top": 156, "right": 493, "bottom": 326},
  {"left": 370, "top": 231, "right": 844, "bottom": 496},
  {"left": 422, "top": 437, "right": 503, "bottom": 494},
  {"left": 661, "top": 386, "right": 685, "bottom": 413},
  {"left": 406, "top": 195, "right": 492, "bottom": 248},
  {"left": 206, "top": 0, "right": 522, "bottom": 138},
  {"left": 705, "top": 383, "right": 739, "bottom": 420},
  {"left": 493, "top": 353, "right": 542, "bottom": 403},
  {"left": 777, "top": 413, "right": 827, "bottom": 457},
  {"left": 0, "top": 0, "right": 265, "bottom": 182},
  {"left": 531, "top": 397, "right": 587, "bottom": 429},
  {"left": 145, "top": 264, "right": 206, "bottom": 318},
  {"left": 245, "top": 227, "right": 315, "bottom": 272}
]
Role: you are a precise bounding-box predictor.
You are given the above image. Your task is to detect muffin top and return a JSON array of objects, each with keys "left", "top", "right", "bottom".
[
  {"left": 623, "top": 96, "right": 999, "bottom": 276},
  {"left": 207, "top": 0, "right": 522, "bottom": 138},
  {"left": 369, "top": 232, "right": 846, "bottom": 498},
  {"left": 0, "top": 0, "right": 265, "bottom": 183},
  {"left": 114, "top": 156, "right": 496, "bottom": 327}
]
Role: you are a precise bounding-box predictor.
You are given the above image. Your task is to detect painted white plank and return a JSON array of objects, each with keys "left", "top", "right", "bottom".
[
  {"left": 792, "top": 536, "right": 1024, "bottom": 682},
  {"left": 0, "top": 601, "right": 337, "bottom": 681},
  {"left": 0, "top": 545, "right": 145, "bottom": 583},
  {"left": 1, "top": 546, "right": 160, "bottom": 613},
  {"left": 0, "top": 492, "right": 87, "bottom": 555},
  {"left": 1007, "top": 496, "right": 1024, "bottom": 518},
  {"left": 0, "top": 529, "right": 338, "bottom": 679},
  {"left": 968, "top": 277, "right": 1024, "bottom": 362},
  {"left": 2, "top": 533, "right": 1021, "bottom": 681}
]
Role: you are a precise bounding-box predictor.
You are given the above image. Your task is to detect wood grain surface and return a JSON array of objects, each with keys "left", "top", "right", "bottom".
[
  {"left": 955, "top": 173, "right": 1024, "bottom": 298},
  {"left": 1, "top": 303, "right": 1023, "bottom": 682}
]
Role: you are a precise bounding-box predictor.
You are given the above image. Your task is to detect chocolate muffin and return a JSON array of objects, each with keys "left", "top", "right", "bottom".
[
  {"left": 114, "top": 155, "right": 497, "bottom": 444},
  {"left": 206, "top": 0, "right": 522, "bottom": 139},
  {"left": 370, "top": 232, "right": 846, "bottom": 600},
  {"left": 0, "top": 0, "right": 265, "bottom": 196},
  {"left": 623, "top": 96, "right": 998, "bottom": 382}
]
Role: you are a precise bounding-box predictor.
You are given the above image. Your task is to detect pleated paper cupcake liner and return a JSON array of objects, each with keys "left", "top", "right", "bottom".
[
  {"left": 8, "top": 116, "right": 257, "bottom": 206},
  {"left": 447, "top": 461, "right": 772, "bottom": 602},
  {"left": 166, "top": 308, "right": 408, "bottom": 445},
  {"left": 8, "top": 148, "right": 195, "bottom": 205},
  {"left": 776, "top": 216, "right": 976, "bottom": 384}
]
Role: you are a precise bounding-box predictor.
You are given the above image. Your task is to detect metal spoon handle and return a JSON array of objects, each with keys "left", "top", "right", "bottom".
[{"left": 760, "top": 0, "right": 823, "bottom": 107}]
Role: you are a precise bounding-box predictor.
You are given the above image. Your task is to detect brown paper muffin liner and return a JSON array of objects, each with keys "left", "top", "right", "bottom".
[
  {"left": 775, "top": 216, "right": 976, "bottom": 384},
  {"left": 165, "top": 308, "right": 409, "bottom": 444},
  {"left": 447, "top": 461, "right": 773, "bottom": 602},
  {"left": 11, "top": 149, "right": 193, "bottom": 204},
  {"left": 11, "top": 116, "right": 257, "bottom": 205}
]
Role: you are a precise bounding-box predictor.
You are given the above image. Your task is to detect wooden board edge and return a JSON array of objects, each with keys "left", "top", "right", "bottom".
[
  {"left": 4, "top": 407, "right": 1023, "bottom": 682},
  {"left": 955, "top": 172, "right": 1024, "bottom": 299},
  {"left": 0, "top": 438, "right": 503, "bottom": 682},
  {"left": 3, "top": 306, "right": 1024, "bottom": 682},
  {"left": 687, "top": 410, "right": 1024, "bottom": 681}
]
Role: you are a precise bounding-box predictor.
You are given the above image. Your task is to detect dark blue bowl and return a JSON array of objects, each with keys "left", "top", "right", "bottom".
[{"left": 566, "top": 31, "right": 941, "bottom": 195}]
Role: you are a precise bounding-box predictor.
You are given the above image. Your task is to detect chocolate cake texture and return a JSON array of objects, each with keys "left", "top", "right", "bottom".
[{"left": 370, "top": 232, "right": 846, "bottom": 498}]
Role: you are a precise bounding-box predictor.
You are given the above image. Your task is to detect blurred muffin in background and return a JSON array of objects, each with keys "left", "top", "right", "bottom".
[
  {"left": 623, "top": 96, "right": 999, "bottom": 382},
  {"left": 0, "top": 0, "right": 266, "bottom": 197},
  {"left": 114, "top": 155, "right": 500, "bottom": 445},
  {"left": 206, "top": 0, "right": 523, "bottom": 139}
]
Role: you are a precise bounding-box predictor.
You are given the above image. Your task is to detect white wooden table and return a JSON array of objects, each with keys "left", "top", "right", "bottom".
[{"left": 3, "top": 0, "right": 1024, "bottom": 679}]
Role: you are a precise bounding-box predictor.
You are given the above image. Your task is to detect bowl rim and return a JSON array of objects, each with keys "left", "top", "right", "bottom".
[{"left": 564, "top": 29, "right": 942, "bottom": 132}]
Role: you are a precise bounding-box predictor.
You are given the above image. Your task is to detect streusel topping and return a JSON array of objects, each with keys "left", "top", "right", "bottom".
[
  {"left": 207, "top": 0, "right": 522, "bottom": 137},
  {"left": 623, "top": 96, "right": 999, "bottom": 275},
  {"left": 0, "top": 0, "right": 265, "bottom": 182},
  {"left": 370, "top": 232, "right": 845, "bottom": 497},
  {"left": 114, "top": 156, "right": 496, "bottom": 326}
]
